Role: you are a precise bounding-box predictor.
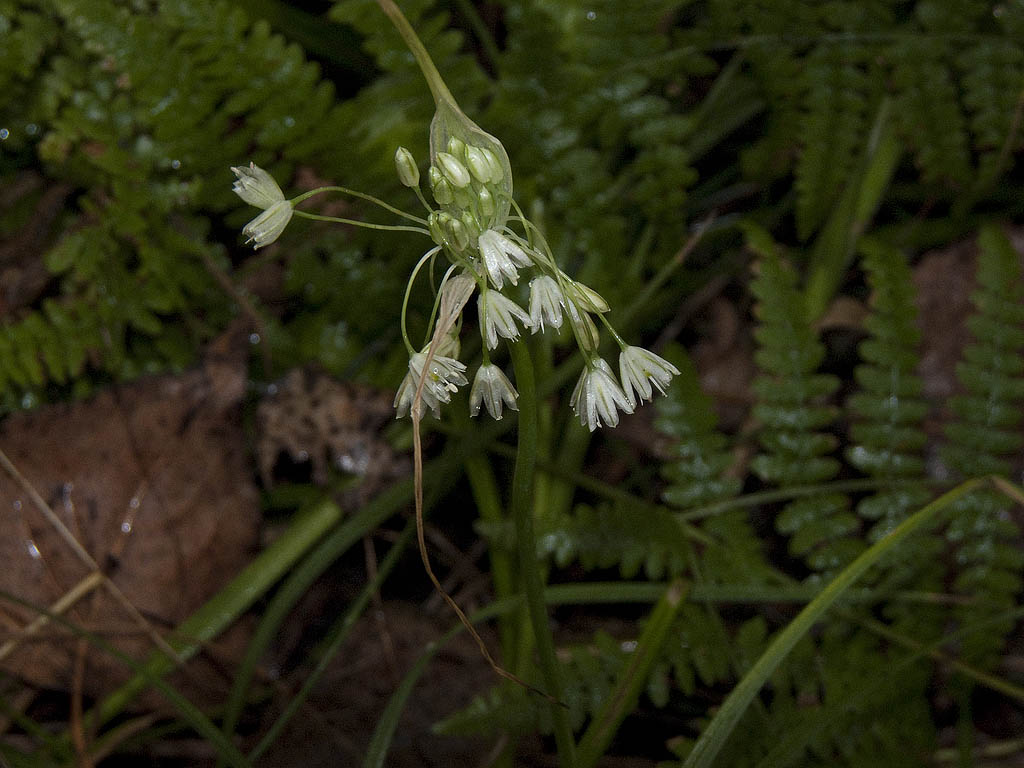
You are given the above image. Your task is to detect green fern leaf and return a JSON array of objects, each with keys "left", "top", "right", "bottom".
[
  {"left": 745, "top": 224, "right": 859, "bottom": 573},
  {"left": 941, "top": 225, "right": 1024, "bottom": 664}
]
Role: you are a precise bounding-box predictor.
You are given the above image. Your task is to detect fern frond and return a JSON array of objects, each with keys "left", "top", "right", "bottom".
[
  {"left": 794, "top": 45, "right": 876, "bottom": 240},
  {"left": 844, "top": 238, "right": 945, "bottom": 636},
  {"left": 846, "top": 238, "right": 931, "bottom": 540},
  {"left": 1, "top": 0, "right": 428, "bottom": 406},
  {"left": 957, "top": 40, "right": 1024, "bottom": 188},
  {"left": 745, "top": 224, "right": 860, "bottom": 574},
  {"left": 657, "top": 351, "right": 742, "bottom": 509},
  {"left": 942, "top": 225, "right": 1024, "bottom": 664},
  {"left": 890, "top": 39, "right": 973, "bottom": 185},
  {"left": 538, "top": 502, "right": 693, "bottom": 581}
]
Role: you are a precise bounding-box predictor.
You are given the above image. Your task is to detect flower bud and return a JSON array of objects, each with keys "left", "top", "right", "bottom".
[
  {"left": 479, "top": 147, "right": 504, "bottom": 183},
  {"left": 465, "top": 145, "right": 493, "bottom": 184},
  {"left": 444, "top": 216, "right": 470, "bottom": 251},
  {"left": 567, "top": 302, "right": 600, "bottom": 353},
  {"left": 437, "top": 152, "right": 472, "bottom": 188},
  {"left": 478, "top": 186, "right": 495, "bottom": 217},
  {"left": 432, "top": 176, "right": 454, "bottom": 205},
  {"left": 453, "top": 184, "right": 475, "bottom": 210},
  {"left": 428, "top": 212, "right": 445, "bottom": 245},
  {"left": 460, "top": 210, "right": 481, "bottom": 241},
  {"left": 447, "top": 136, "right": 467, "bottom": 158},
  {"left": 568, "top": 280, "right": 610, "bottom": 313},
  {"left": 394, "top": 147, "right": 420, "bottom": 188}
]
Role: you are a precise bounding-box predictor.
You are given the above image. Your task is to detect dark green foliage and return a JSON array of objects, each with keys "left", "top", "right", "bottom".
[
  {"left": 0, "top": 0, "right": 400, "bottom": 407},
  {"left": 794, "top": 45, "right": 877, "bottom": 239},
  {"left": 745, "top": 224, "right": 862, "bottom": 575},
  {"left": 942, "top": 225, "right": 1024, "bottom": 664},
  {"left": 694, "top": 0, "right": 1024, "bottom": 240},
  {"left": 537, "top": 501, "right": 693, "bottom": 581},
  {"left": 437, "top": 607, "right": 735, "bottom": 741},
  {"left": 436, "top": 630, "right": 631, "bottom": 738},
  {"left": 847, "top": 238, "right": 931, "bottom": 541},
  {"left": 657, "top": 350, "right": 743, "bottom": 510},
  {"left": 845, "top": 239, "right": 941, "bottom": 635}
]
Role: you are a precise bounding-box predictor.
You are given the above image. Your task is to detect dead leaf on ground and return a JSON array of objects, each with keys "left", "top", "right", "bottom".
[{"left": 0, "top": 326, "right": 260, "bottom": 704}]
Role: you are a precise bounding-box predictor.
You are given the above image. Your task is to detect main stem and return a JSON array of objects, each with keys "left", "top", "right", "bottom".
[
  {"left": 374, "top": 0, "right": 457, "bottom": 107},
  {"left": 508, "top": 340, "right": 576, "bottom": 767}
]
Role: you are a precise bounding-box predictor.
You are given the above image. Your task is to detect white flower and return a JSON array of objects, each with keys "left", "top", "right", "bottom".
[
  {"left": 469, "top": 363, "right": 519, "bottom": 420},
  {"left": 478, "top": 290, "right": 532, "bottom": 349},
  {"left": 231, "top": 162, "right": 293, "bottom": 249},
  {"left": 528, "top": 276, "right": 565, "bottom": 333},
  {"left": 231, "top": 162, "right": 285, "bottom": 208},
  {"left": 618, "top": 346, "right": 679, "bottom": 406},
  {"left": 242, "top": 201, "right": 293, "bottom": 249},
  {"left": 394, "top": 351, "right": 468, "bottom": 420},
  {"left": 478, "top": 230, "right": 532, "bottom": 289},
  {"left": 570, "top": 358, "right": 634, "bottom": 431}
]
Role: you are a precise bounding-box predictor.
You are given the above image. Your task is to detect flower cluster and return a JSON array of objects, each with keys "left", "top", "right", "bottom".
[{"left": 230, "top": 131, "right": 678, "bottom": 430}]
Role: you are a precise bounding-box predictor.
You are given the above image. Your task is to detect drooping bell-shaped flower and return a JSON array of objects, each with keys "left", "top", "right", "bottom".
[
  {"left": 570, "top": 357, "right": 634, "bottom": 431},
  {"left": 469, "top": 363, "right": 519, "bottom": 420},
  {"left": 231, "top": 162, "right": 293, "bottom": 249},
  {"left": 618, "top": 346, "right": 680, "bottom": 407}
]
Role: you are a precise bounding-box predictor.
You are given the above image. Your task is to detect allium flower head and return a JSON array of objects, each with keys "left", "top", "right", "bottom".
[
  {"left": 618, "top": 346, "right": 679, "bottom": 406},
  {"left": 478, "top": 291, "right": 532, "bottom": 349},
  {"left": 478, "top": 230, "right": 532, "bottom": 289},
  {"left": 469, "top": 363, "right": 519, "bottom": 420},
  {"left": 570, "top": 357, "right": 634, "bottom": 431},
  {"left": 231, "top": 162, "right": 293, "bottom": 249}
]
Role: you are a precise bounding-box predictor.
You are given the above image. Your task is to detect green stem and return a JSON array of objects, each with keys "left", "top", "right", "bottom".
[
  {"left": 292, "top": 209, "right": 428, "bottom": 235},
  {"left": 454, "top": 404, "right": 516, "bottom": 662},
  {"left": 576, "top": 580, "right": 688, "bottom": 768},
  {"left": 374, "top": 0, "right": 457, "bottom": 107},
  {"left": 508, "top": 340, "right": 576, "bottom": 767},
  {"left": 291, "top": 185, "right": 428, "bottom": 225},
  {"left": 400, "top": 247, "right": 443, "bottom": 353}
]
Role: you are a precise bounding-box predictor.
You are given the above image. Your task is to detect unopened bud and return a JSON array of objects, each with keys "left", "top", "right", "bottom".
[
  {"left": 445, "top": 217, "right": 470, "bottom": 250},
  {"left": 479, "top": 147, "right": 504, "bottom": 183},
  {"left": 478, "top": 186, "right": 495, "bottom": 217},
  {"left": 437, "top": 152, "right": 472, "bottom": 188},
  {"left": 576, "top": 311, "right": 601, "bottom": 352},
  {"left": 432, "top": 175, "right": 455, "bottom": 205},
  {"left": 428, "top": 212, "right": 444, "bottom": 245},
  {"left": 569, "top": 280, "right": 610, "bottom": 313},
  {"left": 447, "top": 136, "right": 467, "bottom": 158},
  {"left": 460, "top": 211, "right": 481, "bottom": 241},
  {"left": 453, "top": 184, "right": 475, "bottom": 210},
  {"left": 394, "top": 147, "right": 420, "bottom": 188},
  {"left": 465, "top": 146, "right": 492, "bottom": 184}
]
